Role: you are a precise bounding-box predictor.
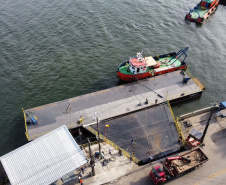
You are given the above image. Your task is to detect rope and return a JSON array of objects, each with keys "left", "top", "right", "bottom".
[{"left": 134, "top": 76, "right": 164, "bottom": 98}]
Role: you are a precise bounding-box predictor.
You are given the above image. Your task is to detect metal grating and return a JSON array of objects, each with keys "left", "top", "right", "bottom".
[{"left": 91, "top": 103, "right": 181, "bottom": 160}]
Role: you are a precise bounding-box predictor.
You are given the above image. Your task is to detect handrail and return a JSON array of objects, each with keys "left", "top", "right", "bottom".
[
  {"left": 88, "top": 126, "right": 139, "bottom": 164},
  {"left": 22, "top": 108, "right": 29, "bottom": 140},
  {"left": 166, "top": 101, "right": 186, "bottom": 146},
  {"left": 168, "top": 47, "right": 189, "bottom": 65},
  {"left": 186, "top": 70, "right": 205, "bottom": 90}
]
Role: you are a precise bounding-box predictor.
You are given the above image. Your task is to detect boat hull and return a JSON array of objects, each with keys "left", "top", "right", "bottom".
[
  {"left": 185, "top": 0, "right": 219, "bottom": 23},
  {"left": 117, "top": 65, "right": 187, "bottom": 82}
]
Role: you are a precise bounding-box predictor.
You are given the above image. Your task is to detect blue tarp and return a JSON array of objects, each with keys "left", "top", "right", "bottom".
[{"left": 220, "top": 101, "right": 226, "bottom": 108}]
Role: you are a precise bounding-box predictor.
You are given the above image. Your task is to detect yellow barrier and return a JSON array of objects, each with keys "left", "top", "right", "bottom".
[
  {"left": 186, "top": 71, "right": 205, "bottom": 90},
  {"left": 88, "top": 127, "right": 139, "bottom": 164},
  {"left": 166, "top": 101, "right": 186, "bottom": 146},
  {"left": 81, "top": 141, "right": 99, "bottom": 148},
  {"left": 22, "top": 108, "right": 29, "bottom": 141}
]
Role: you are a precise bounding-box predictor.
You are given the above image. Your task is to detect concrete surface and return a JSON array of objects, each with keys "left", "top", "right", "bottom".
[
  {"left": 105, "top": 110, "right": 226, "bottom": 185},
  {"left": 54, "top": 108, "right": 226, "bottom": 185},
  {"left": 25, "top": 71, "right": 203, "bottom": 140},
  {"left": 55, "top": 143, "right": 134, "bottom": 185}
]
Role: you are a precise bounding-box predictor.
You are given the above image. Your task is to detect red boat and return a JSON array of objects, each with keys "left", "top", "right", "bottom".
[
  {"left": 117, "top": 47, "right": 188, "bottom": 82},
  {"left": 185, "top": 0, "right": 219, "bottom": 23}
]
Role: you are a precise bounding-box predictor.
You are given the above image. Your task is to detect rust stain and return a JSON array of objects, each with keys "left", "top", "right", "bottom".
[{"left": 154, "top": 134, "right": 162, "bottom": 152}]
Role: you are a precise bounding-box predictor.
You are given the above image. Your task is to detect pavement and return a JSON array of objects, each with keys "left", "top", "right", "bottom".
[
  {"left": 56, "top": 143, "right": 134, "bottom": 185},
  {"left": 105, "top": 109, "right": 226, "bottom": 185},
  {"left": 56, "top": 109, "right": 226, "bottom": 185}
]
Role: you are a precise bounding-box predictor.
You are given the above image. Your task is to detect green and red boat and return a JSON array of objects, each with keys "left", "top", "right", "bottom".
[
  {"left": 185, "top": 0, "right": 219, "bottom": 23},
  {"left": 117, "top": 47, "right": 188, "bottom": 82}
]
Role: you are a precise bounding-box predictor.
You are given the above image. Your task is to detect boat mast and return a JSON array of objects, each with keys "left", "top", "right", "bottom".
[{"left": 136, "top": 51, "right": 144, "bottom": 62}]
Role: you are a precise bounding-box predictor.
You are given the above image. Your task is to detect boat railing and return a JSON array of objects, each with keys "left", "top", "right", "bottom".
[{"left": 169, "top": 47, "right": 189, "bottom": 65}]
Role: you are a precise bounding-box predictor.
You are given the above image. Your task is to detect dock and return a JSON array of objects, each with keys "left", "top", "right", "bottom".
[{"left": 23, "top": 70, "right": 205, "bottom": 141}]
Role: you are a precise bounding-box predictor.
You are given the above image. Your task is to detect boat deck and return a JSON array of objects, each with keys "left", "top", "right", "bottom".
[
  {"left": 191, "top": 8, "right": 209, "bottom": 18},
  {"left": 24, "top": 70, "right": 204, "bottom": 141}
]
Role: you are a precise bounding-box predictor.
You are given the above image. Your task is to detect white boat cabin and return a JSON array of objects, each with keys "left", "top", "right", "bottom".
[{"left": 129, "top": 52, "right": 158, "bottom": 74}]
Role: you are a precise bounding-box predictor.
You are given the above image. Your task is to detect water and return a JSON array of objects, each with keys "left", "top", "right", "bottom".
[{"left": 0, "top": 0, "right": 226, "bottom": 156}]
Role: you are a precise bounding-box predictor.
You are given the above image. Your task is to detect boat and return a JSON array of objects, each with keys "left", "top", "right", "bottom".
[
  {"left": 185, "top": 0, "right": 219, "bottom": 23},
  {"left": 117, "top": 47, "right": 189, "bottom": 82}
]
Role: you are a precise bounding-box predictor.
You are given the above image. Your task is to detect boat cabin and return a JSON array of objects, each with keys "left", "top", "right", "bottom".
[{"left": 129, "top": 52, "right": 157, "bottom": 74}]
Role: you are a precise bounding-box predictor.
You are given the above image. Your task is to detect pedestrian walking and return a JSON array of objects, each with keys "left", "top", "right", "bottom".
[
  {"left": 109, "top": 148, "right": 112, "bottom": 155},
  {"left": 78, "top": 174, "right": 81, "bottom": 183},
  {"left": 79, "top": 171, "right": 82, "bottom": 177},
  {"left": 80, "top": 178, "right": 83, "bottom": 185},
  {"left": 81, "top": 166, "right": 85, "bottom": 174}
]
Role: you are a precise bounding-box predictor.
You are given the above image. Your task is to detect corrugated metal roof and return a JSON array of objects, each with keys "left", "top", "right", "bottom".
[{"left": 0, "top": 125, "right": 87, "bottom": 185}]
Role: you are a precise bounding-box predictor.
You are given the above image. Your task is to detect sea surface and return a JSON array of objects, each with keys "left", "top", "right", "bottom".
[{"left": 0, "top": 0, "right": 226, "bottom": 157}]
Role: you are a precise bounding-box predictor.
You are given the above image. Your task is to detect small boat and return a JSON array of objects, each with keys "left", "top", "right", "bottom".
[
  {"left": 185, "top": 0, "right": 219, "bottom": 23},
  {"left": 117, "top": 47, "right": 188, "bottom": 82}
]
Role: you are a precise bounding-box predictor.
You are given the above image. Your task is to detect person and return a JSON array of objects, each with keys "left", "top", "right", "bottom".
[
  {"left": 100, "top": 151, "right": 104, "bottom": 159},
  {"left": 131, "top": 138, "right": 135, "bottom": 148},
  {"left": 81, "top": 166, "right": 85, "bottom": 174},
  {"left": 78, "top": 173, "right": 82, "bottom": 183},
  {"left": 155, "top": 99, "right": 158, "bottom": 104},
  {"left": 131, "top": 138, "right": 134, "bottom": 144},
  {"left": 79, "top": 171, "right": 82, "bottom": 178},
  {"left": 80, "top": 178, "right": 83, "bottom": 185},
  {"left": 148, "top": 156, "right": 153, "bottom": 165},
  {"left": 109, "top": 148, "right": 112, "bottom": 155}
]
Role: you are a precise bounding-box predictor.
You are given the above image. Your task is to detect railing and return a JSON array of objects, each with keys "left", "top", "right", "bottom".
[
  {"left": 166, "top": 101, "right": 186, "bottom": 146},
  {"left": 22, "top": 108, "right": 29, "bottom": 140},
  {"left": 81, "top": 141, "right": 99, "bottom": 148},
  {"left": 186, "top": 70, "right": 205, "bottom": 90},
  {"left": 88, "top": 127, "right": 139, "bottom": 164}
]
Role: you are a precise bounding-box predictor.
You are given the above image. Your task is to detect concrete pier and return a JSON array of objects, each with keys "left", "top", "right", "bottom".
[{"left": 24, "top": 70, "right": 204, "bottom": 141}]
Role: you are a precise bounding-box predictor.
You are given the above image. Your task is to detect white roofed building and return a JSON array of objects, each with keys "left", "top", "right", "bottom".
[{"left": 0, "top": 125, "right": 87, "bottom": 185}]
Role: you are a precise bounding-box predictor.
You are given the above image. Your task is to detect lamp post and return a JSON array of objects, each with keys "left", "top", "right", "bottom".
[
  {"left": 200, "top": 103, "right": 216, "bottom": 144},
  {"left": 105, "top": 124, "right": 109, "bottom": 145},
  {"left": 96, "top": 114, "right": 101, "bottom": 154}
]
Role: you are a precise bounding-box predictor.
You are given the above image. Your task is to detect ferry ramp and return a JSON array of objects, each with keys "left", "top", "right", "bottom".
[{"left": 89, "top": 103, "right": 181, "bottom": 161}]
